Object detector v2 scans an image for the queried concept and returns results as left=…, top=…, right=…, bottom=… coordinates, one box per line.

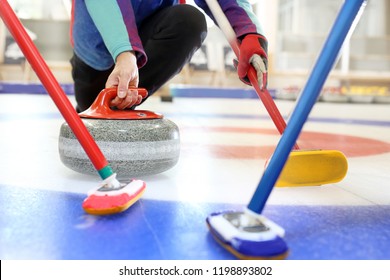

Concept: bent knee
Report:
left=172, top=4, right=208, bottom=43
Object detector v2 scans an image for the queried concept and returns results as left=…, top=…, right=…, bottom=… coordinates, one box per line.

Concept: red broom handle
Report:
left=204, top=0, right=299, bottom=149
left=0, top=0, right=110, bottom=173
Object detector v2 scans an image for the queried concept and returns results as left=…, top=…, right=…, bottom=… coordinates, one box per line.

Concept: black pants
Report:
left=70, top=4, right=207, bottom=112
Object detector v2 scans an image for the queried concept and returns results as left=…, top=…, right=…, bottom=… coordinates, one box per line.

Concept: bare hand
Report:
left=106, top=51, right=142, bottom=109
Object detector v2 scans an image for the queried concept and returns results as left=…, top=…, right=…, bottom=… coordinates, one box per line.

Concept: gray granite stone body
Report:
left=58, top=118, right=180, bottom=179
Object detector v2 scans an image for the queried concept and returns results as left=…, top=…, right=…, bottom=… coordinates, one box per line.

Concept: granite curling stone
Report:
left=58, top=87, right=180, bottom=179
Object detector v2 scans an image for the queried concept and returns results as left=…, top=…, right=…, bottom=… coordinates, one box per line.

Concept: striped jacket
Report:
left=71, top=0, right=264, bottom=70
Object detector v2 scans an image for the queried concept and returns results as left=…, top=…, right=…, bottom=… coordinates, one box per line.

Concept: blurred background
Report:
left=0, top=0, right=389, bottom=102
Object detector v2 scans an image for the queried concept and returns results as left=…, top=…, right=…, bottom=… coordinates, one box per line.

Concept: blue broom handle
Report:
left=248, top=0, right=367, bottom=214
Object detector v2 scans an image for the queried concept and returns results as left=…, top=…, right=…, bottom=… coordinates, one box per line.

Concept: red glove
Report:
left=236, top=34, right=268, bottom=88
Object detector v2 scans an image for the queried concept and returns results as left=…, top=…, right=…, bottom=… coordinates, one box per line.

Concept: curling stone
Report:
left=320, top=87, right=349, bottom=103
left=58, top=87, right=180, bottom=179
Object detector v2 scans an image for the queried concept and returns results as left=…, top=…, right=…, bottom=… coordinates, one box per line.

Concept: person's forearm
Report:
left=85, top=0, right=146, bottom=67
left=195, top=0, right=264, bottom=37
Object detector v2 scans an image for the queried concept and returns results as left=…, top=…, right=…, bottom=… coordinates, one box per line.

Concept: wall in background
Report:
left=0, top=0, right=389, bottom=101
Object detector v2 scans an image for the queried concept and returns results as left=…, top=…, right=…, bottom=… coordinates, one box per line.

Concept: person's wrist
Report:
left=116, top=51, right=136, bottom=63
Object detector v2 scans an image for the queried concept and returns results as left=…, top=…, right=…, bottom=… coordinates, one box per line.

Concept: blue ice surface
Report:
left=0, top=185, right=389, bottom=260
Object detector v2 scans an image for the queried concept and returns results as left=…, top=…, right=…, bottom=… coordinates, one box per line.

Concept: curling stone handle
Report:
left=78, top=87, right=162, bottom=120
left=95, top=87, right=148, bottom=112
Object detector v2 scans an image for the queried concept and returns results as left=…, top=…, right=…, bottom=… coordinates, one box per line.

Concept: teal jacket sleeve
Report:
left=194, top=0, right=264, bottom=38
left=84, top=0, right=147, bottom=68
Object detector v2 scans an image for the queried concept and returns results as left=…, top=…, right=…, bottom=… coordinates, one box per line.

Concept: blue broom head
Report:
left=207, top=211, right=288, bottom=258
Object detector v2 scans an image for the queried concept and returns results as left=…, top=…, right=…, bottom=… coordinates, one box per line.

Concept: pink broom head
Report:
left=82, top=179, right=146, bottom=215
